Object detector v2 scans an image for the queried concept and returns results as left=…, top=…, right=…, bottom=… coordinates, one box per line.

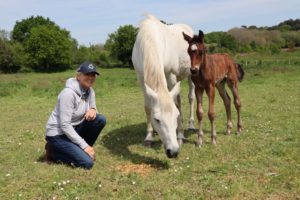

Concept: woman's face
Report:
left=77, top=73, right=97, bottom=90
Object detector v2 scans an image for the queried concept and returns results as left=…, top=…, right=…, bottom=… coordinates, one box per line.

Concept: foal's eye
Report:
left=154, top=118, right=160, bottom=124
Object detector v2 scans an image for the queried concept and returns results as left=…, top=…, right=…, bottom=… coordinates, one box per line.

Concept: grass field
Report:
left=0, top=52, right=300, bottom=199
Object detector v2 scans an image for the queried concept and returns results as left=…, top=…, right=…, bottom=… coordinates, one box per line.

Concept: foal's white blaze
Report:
left=191, top=44, right=198, bottom=51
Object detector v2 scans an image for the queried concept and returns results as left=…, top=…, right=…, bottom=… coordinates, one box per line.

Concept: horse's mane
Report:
left=137, top=14, right=173, bottom=111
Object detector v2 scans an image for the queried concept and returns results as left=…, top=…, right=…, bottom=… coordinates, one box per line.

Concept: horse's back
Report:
left=132, top=14, right=193, bottom=80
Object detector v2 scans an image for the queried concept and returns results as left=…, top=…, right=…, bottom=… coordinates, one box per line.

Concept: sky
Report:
left=0, top=0, right=299, bottom=46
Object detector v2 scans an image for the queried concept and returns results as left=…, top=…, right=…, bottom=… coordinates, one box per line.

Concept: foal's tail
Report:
left=236, top=63, right=245, bottom=82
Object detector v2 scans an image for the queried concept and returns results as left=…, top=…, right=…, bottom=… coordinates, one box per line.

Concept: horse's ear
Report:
left=144, top=83, right=158, bottom=101
left=182, top=32, right=192, bottom=43
left=198, top=30, right=204, bottom=42
left=169, top=82, right=181, bottom=101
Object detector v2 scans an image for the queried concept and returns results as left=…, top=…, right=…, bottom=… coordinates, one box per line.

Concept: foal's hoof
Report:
left=226, top=129, right=232, bottom=135
left=237, top=128, right=242, bottom=135
left=211, top=139, right=217, bottom=145
left=144, top=140, right=153, bottom=148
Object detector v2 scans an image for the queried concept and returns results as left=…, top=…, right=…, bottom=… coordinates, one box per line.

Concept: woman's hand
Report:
left=85, top=108, right=97, bottom=121
left=84, top=146, right=95, bottom=160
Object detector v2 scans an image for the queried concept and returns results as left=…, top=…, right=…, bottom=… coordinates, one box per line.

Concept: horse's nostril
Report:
left=190, top=69, right=198, bottom=75
left=166, top=149, right=179, bottom=158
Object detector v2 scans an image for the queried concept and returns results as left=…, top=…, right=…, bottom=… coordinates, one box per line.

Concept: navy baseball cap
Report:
left=77, top=61, right=100, bottom=75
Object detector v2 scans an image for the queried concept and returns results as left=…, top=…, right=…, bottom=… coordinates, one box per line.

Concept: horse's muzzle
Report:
left=166, top=149, right=179, bottom=158
left=190, top=68, right=199, bottom=76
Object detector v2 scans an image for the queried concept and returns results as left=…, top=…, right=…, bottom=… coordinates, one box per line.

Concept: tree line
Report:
left=0, top=16, right=299, bottom=73
left=0, top=16, right=137, bottom=73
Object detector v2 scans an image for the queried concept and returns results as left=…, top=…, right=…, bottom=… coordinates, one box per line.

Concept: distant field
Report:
left=0, top=52, right=299, bottom=199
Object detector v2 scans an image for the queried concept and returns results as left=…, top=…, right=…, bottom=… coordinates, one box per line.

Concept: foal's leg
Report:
left=228, top=81, right=242, bottom=135
left=216, top=82, right=233, bottom=134
left=206, top=84, right=217, bottom=145
left=195, top=86, right=205, bottom=147
left=188, top=76, right=196, bottom=130
left=144, top=105, right=154, bottom=147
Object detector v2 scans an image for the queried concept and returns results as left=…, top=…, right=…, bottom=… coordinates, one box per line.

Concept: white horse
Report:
left=131, top=14, right=195, bottom=158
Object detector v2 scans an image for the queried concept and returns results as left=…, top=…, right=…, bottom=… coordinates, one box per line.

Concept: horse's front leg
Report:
left=144, top=106, right=154, bottom=147
left=188, top=76, right=196, bottom=130
left=195, top=86, right=205, bottom=147
left=175, top=94, right=185, bottom=145
left=206, top=84, right=217, bottom=145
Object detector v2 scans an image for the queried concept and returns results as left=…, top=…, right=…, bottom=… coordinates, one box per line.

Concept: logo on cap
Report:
left=88, top=64, right=94, bottom=69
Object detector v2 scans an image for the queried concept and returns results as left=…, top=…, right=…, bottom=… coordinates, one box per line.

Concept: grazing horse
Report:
left=132, top=14, right=196, bottom=158
left=183, top=30, right=244, bottom=146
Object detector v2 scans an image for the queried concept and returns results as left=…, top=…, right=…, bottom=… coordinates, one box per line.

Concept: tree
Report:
left=12, top=16, right=56, bottom=43
left=24, top=25, right=73, bottom=72
left=104, top=25, right=138, bottom=66
left=0, top=38, right=22, bottom=73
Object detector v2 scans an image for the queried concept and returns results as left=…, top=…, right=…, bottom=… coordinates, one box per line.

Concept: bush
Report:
left=0, top=39, right=23, bottom=73
left=73, top=45, right=110, bottom=68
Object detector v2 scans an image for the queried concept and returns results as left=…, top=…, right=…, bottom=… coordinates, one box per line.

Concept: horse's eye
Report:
left=154, top=118, right=160, bottom=124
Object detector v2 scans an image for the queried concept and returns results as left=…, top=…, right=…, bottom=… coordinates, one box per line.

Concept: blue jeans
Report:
left=46, top=114, right=106, bottom=169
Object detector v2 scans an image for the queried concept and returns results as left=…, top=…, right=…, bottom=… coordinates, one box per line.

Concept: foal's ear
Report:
left=198, top=30, right=204, bottom=42
left=182, top=32, right=192, bottom=43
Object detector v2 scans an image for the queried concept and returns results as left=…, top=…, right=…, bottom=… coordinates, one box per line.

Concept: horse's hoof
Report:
left=177, top=139, right=184, bottom=146
left=195, top=139, right=203, bottom=147
left=144, top=140, right=153, bottom=148
left=188, top=125, right=196, bottom=131
left=188, top=121, right=196, bottom=130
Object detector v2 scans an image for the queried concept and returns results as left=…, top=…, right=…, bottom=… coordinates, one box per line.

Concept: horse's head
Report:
left=183, top=30, right=206, bottom=76
left=144, top=82, right=181, bottom=158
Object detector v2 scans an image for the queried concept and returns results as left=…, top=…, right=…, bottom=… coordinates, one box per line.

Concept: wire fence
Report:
left=236, top=58, right=300, bottom=67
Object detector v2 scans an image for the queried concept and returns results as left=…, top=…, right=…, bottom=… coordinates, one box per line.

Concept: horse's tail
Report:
left=236, top=63, right=244, bottom=82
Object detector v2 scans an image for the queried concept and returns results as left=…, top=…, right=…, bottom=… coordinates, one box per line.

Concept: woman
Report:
left=45, top=61, right=106, bottom=169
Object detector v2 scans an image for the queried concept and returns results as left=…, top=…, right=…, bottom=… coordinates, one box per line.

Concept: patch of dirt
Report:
left=115, top=163, right=154, bottom=176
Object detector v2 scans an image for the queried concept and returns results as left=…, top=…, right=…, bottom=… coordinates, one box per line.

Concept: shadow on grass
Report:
left=102, top=123, right=170, bottom=169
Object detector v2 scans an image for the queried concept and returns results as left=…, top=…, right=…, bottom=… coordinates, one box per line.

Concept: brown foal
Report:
left=183, top=30, right=244, bottom=146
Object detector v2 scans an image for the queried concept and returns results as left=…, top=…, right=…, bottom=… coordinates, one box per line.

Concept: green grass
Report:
left=0, top=52, right=300, bottom=199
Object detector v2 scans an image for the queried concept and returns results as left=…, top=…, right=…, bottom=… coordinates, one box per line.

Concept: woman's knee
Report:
left=95, top=114, right=106, bottom=127
left=78, top=157, right=94, bottom=169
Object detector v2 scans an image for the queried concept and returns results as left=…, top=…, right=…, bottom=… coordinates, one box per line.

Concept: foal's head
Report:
left=183, top=30, right=206, bottom=76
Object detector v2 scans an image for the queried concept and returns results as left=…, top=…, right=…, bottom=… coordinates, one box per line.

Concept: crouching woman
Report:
left=45, top=62, right=106, bottom=169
